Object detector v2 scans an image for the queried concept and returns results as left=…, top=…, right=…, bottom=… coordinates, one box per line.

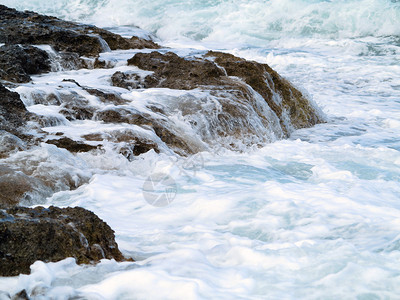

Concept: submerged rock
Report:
left=45, top=137, right=99, bottom=153
left=0, top=165, right=52, bottom=208
left=111, top=71, right=147, bottom=90
left=0, top=206, right=126, bottom=276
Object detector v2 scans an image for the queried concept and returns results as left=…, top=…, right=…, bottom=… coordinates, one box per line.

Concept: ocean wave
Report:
left=1, top=0, right=400, bottom=45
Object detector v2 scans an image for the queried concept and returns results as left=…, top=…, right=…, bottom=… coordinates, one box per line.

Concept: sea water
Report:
left=1, top=0, right=400, bottom=299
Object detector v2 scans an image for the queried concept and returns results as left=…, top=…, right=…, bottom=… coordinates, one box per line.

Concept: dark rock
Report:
left=84, top=87, right=128, bottom=105
left=95, top=108, right=194, bottom=155
left=62, top=78, right=82, bottom=87
left=118, top=137, right=160, bottom=159
left=0, top=83, right=31, bottom=135
left=11, top=290, right=29, bottom=300
left=59, top=100, right=95, bottom=121
left=0, top=45, right=50, bottom=83
left=127, top=51, right=225, bottom=90
left=0, top=206, right=126, bottom=276
left=82, top=130, right=160, bottom=159
left=129, top=36, right=160, bottom=50
left=111, top=71, right=146, bottom=90
left=0, top=5, right=160, bottom=58
left=95, top=108, right=152, bottom=126
left=45, top=137, right=98, bottom=153
left=93, top=58, right=107, bottom=69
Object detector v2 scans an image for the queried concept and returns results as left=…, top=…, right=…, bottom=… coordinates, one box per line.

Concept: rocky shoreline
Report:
left=0, top=3, right=323, bottom=293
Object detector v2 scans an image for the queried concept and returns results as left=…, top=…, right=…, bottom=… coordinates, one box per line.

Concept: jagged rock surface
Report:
left=0, top=45, right=51, bottom=83
left=0, top=5, right=159, bottom=57
left=0, top=83, right=31, bottom=135
left=0, top=5, right=160, bottom=83
left=127, top=51, right=323, bottom=136
left=0, top=206, right=126, bottom=276
left=206, top=51, right=321, bottom=130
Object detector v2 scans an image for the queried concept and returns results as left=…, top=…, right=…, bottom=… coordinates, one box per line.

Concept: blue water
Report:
left=1, top=1, right=400, bottom=299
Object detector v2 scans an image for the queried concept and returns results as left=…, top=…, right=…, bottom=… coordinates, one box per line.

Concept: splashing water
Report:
left=1, top=0, right=400, bottom=299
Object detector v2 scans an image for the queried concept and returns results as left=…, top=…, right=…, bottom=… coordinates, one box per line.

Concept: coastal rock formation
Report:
left=0, top=206, right=126, bottom=276
left=0, top=5, right=159, bottom=58
left=0, top=83, right=31, bottom=135
left=0, top=45, right=50, bottom=83
left=0, top=5, right=159, bottom=55
left=126, top=51, right=323, bottom=137
left=127, top=51, right=225, bottom=89
left=0, top=4, right=324, bottom=206
left=206, top=51, right=321, bottom=131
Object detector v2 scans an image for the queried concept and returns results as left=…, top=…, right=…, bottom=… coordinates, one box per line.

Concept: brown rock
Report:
left=0, top=5, right=160, bottom=58
left=0, top=206, right=127, bottom=276
left=45, top=137, right=99, bottom=153
left=127, top=51, right=225, bottom=90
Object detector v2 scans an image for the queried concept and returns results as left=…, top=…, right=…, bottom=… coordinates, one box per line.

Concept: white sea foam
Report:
left=2, top=0, right=400, bottom=45
left=1, top=0, right=400, bottom=299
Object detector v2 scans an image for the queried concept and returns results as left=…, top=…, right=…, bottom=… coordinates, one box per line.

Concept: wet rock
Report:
left=0, top=165, right=52, bottom=208
left=0, top=5, right=159, bottom=58
left=128, top=51, right=323, bottom=136
left=0, top=131, right=27, bottom=158
left=0, top=45, right=51, bottom=83
left=29, top=114, right=67, bottom=128
left=119, top=138, right=160, bottom=159
left=0, top=84, right=31, bottom=135
left=59, top=103, right=95, bottom=121
left=54, top=92, right=96, bottom=121
left=0, top=206, right=126, bottom=276
left=127, top=51, right=225, bottom=90
left=89, top=28, right=160, bottom=51
left=0, top=145, right=92, bottom=208
left=45, top=137, right=99, bottom=153
left=81, top=130, right=160, bottom=158
left=95, top=108, right=152, bottom=126
left=84, top=87, right=128, bottom=105
left=206, top=51, right=323, bottom=130
left=11, top=290, right=28, bottom=300
left=111, top=71, right=146, bottom=90
left=95, top=108, right=194, bottom=155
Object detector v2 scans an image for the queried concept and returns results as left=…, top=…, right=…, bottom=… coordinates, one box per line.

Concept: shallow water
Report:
left=1, top=0, right=400, bottom=299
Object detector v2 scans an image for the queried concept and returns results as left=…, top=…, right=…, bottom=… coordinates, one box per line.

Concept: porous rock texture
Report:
left=126, top=51, right=323, bottom=136
left=0, top=206, right=126, bottom=276
left=0, top=5, right=159, bottom=57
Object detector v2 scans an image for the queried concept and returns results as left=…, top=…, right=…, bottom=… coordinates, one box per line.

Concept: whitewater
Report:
left=1, top=0, right=400, bottom=299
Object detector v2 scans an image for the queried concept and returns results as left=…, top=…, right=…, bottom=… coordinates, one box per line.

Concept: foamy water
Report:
left=1, top=0, right=400, bottom=299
